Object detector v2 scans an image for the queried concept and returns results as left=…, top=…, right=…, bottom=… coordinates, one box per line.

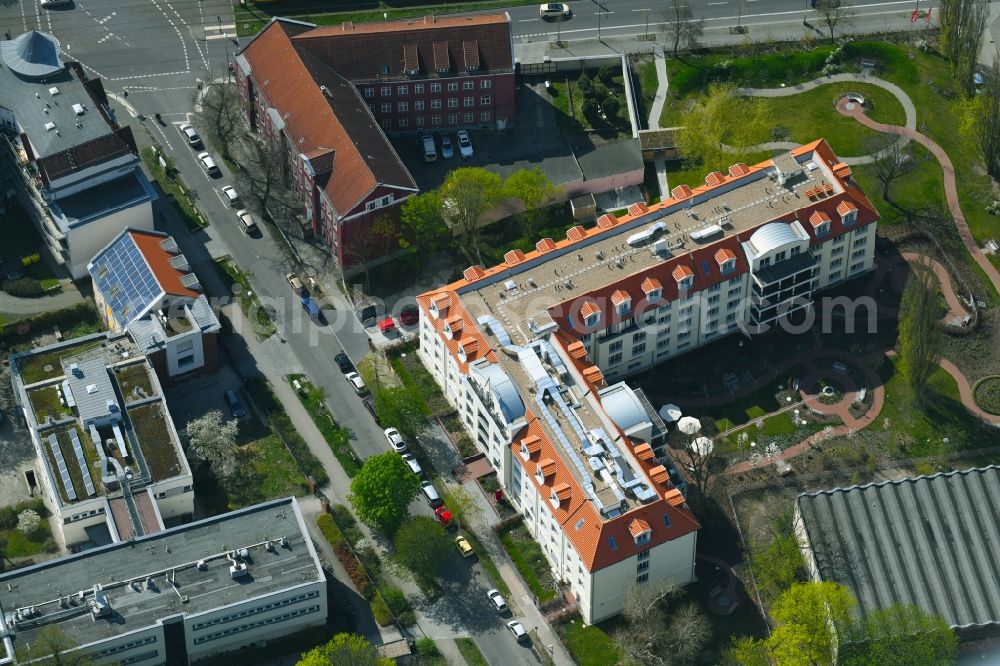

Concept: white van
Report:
left=421, top=135, right=437, bottom=162
left=421, top=480, right=443, bottom=507
left=235, top=209, right=258, bottom=235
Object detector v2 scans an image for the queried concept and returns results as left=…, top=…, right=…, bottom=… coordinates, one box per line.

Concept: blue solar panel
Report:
left=48, top=434, right=77, bottom=501
left=70, top=429, right=96, bottom=496
left=91, top=234, right=162, bottom=327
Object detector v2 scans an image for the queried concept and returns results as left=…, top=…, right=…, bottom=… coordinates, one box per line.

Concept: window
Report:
left=632, top=343, right=646, bottom=355
left=636, top=573, right=649, bottom=584
left=850, top=261, right=865, bottom=272
left=831, top=258, right=843, bottom=268
left=775, top=250, right=787, bottom=262
left=701, top=260, right=711, bottom=275
left=657, top=338, right=670, bottom=349
left=729, top=275, right=741, bottom=285
left=817, top=222, right=831, bottom=235
left=792, top=246, right=801, bottom=255
left=726, top=313, right=737, bottom=322
left=608, top=353, right=623, bottom=366
left=448, top=82, right=459, bottom=91
left=381, top=86, right=392, bottom=97
left=852, top=249, right=866, bottom=260
left=381, top=119, right=391, bottom=130
left=398, top=117, right=408, bottom=128
left=721, top=259, right=736, bottom=274
left=381, top=102, right=391, bottom=113
left=464, top=96, right=474, bottom=107
left=431, top=99, right=442, bottom=109
left=448, top=98, right=458, bottom=108
left=663, top=513, right=671, bottom=528
left=709, top=283, right=721, bottom=293
left=481, top=95, right=491, bottom=105
left=829, top=270, right=843, bottom=281
left=834, top=234, right=846, bottom=244
left=678, top=331, right=691, bottom=340
left=708, top=294, right=720, bottom=304
left=431, top=115, right=441, bottom=125
left=609, top=340, right=622, bottom=353
left=843, top=210, right=857, bottom=225
left=853, top=237, right=867, bottom=248
left=707, top=307, right=719, bottom=317
left=481, top=111, right=491, bottom=122
left=658, top=313, right=671, bottom=324
left=416, top=116, right=424, bottom=127
left=364, top=87, right=374, bottom=98
left=367, top=104, right=374, bottom=113
left=482, top=79, right=492, bottom=89
left=628, top=360, right=642, bottom=371
left=397, top=85, right=408, bottom=96
left=832, top=246, right=844, bottom=257
left=464, top=113, right=474, bottom=123
left=637, top=560, right=649, bottom=573
left=728, top=299, right=740, bottom=310
left=464, top=80, right=475, bottom=90
left=398, top=101, right=408, bottom=112
left=431, top=82, right=442, bottom=93
left=633, top=331, right=646, bottom=342
left=448, top=113, right=458, bottom=124
left=414, top=83, right=425, bottom=94
left=609, top=536, right=618, bottom=551
left=415, top=100, right=425, bottom=111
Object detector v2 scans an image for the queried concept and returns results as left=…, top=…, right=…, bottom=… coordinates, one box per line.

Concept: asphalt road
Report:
left=495, top=0, right=934, bottom=41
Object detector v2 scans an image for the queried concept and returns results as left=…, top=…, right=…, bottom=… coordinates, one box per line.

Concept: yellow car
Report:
left=456, top=536, right=474, bottom=558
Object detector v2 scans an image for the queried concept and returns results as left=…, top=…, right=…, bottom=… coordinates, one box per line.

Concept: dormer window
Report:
left=837, top=200, right=858, bottom=226
left=641, top=277, right=663, bottom=302
left=611, top=290, right=631, bottom=317
left=629, top=518, right=652, bottom=546
left=715, top=248, right=737, bottom=275
left=549, top=483, right=571, bottom=509
left=672, top=264, right=694, bottom=290
left=519, top=436, right=541, bottom=461
left=810, top=210, right=832, bottom=236
left=580, top=301, right=602, bottom=329
left=535, top=458, right=555, bottom=484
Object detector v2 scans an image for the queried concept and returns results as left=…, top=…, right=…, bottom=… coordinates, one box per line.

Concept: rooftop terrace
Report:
left=0, top=498, right=323, bottom=651
left=458, top=148, right=837, bottom=344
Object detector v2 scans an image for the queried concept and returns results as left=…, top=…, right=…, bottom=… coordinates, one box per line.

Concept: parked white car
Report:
left=457, top=130, right=474, bottom=159
left=197, top=152, right=220, bottom=176
left=401, top=453, right=421, bottom=474
left=487, top=589, right=508, bottom=614
left=221, top=185, right=240, bottom=207
left=384, top=427, right=407, bottom=453
left=179, top=124, right=202, bottom=148
left=507, top=620, right=528, bottom=642
left=345, top=372, right=367, bottom=395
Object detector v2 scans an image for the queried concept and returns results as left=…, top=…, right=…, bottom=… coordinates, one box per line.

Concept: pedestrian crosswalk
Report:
left=205, top=22, right=236, bottom=41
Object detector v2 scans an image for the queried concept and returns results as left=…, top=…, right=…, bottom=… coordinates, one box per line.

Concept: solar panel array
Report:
left=69, top=429, right=96, bottom=497
left=91, top=234, right=161, bottom=328
left=48, top=434, right=77, bottom=501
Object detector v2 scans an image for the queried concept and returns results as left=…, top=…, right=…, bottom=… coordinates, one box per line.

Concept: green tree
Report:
left=581, top=96, right=600, bottom=121
left=349, top=452, right=421, bottom=534
left=394, top=515, right=452, bottom=580
left=940, top=0, right=989, bottom=97
left=751, top=532, right=804, bottom=602
left=602, top=94, right=621, bottom=120
left=502, top=167, right=560, bottom=236
left=577, top=70, right=592, bottom=93
left=186, top=410, right=241, bottom=480
left=897, top=261, right=943, bottom=405
left=726, top=636, right=771, bottom=666
left=399, top=191, right=448, bottom=253
left=16, top=626, right=92, bottom=665
left=374, top=386, right=428, bottom=442
left=678, top=84, right=767, bottom=173
left=440, top=167, right=504, bottom=265
left=296, top=633, right=392, bottom=666
left=959, top=54, right=1000, bottom=178
left=840, top=604, right=957, bottom=666
left=769, top=582, right=856, bottom=666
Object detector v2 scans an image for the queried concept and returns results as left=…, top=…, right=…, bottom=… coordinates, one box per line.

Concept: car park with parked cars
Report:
left=235, top=209, right=258, bottom=235
left=224, top=389, right=246, bottom=418
left=421, top=480, right=443, bottom=507
left=456, top=535, right=474, bottom=557
left=221, top=185, right=241, bottom=207
left=507, top=620, right=528, bottom=642
left=286, top=273, right=305, bottom=294
left=335, top=352, right=353, bottom=374
left=441, top=134, right=454, bottom=159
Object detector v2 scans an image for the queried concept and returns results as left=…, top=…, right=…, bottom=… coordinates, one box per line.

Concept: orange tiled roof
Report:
left=463, top=265, right=486, bottom=281
left=537, top=458, right=556, bottom=480
left=627, top=202, right=649, bottom=217
left=566, top=225, right=587, bottom=241
left=553, top=482, right=572, bottom=501
left=672, top=264, right=694, bottom=282
left=580, top=301, right=601, bottom=318
left=129, top=231, right=199, bottom=298
left=566, top=341, right=587, bottom=359
left=633, top=443, right=655, bottom=461
left=536, top=238, right=557, bottom=253
left=728, top=162, right=751, bottom=177
left=837, top=200, right=858, bottom=215
left=809, top=210, right=832, bottom=227
left=581, top=366, right=604, bottom=386
left=458, top=337, right=478, bottom=356
left=832, top=162, right=852, bottom=179
left=705, top=171, right=726, bottom=187
left=665, top=488, right=686, bottom=507
left=610, top=289, right=630, bottom=306
left=628, top=518, right=651, bottom=538
left=521, top=435, right=542, bottom=457
left=671, top=184, right=693, bottom=199
left=640, top=277, right=662, bottom=294
left=504, top=249, right=527, bottom=266
left=714, top=248, right=736, bottom=265
left=444, top=314, right=463, bottom=334
left=596, top=214, right=618, bottom=229
left=649, top=465, right=669, bottom=484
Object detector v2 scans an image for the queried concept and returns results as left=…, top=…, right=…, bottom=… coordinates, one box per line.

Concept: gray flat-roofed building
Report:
left=795, top=466, right=1000, bottom=640
left=63, top=356, right=120, bottom=427
left=0, top=497, right=327, bottom=666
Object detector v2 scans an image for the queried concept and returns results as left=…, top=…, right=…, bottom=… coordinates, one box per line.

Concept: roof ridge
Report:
left=797, top=465, right=1000, bottom=498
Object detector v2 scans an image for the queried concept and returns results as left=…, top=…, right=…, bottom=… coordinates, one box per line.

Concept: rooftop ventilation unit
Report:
left=44, top=122, right=56, bottom=131
left=91, top=584, right=111, bottom=618
left=48, top=87, right=59, bottom=96
left=689, top=225, right=723, bottom=242
left=229, top=562, right=248, bottom=578
left=504, top=279, right=517, bottom=292
left=72, top=103, right=85, bottom=116
left=86, top=384, right=98, bottom=394
left=197, top=559, right=207, bottom=570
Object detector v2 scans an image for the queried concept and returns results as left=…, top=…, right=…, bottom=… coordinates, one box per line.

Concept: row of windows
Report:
left=365, top=80, right=493, bottom=97
left=380, top=112, right=491, bottom=130
left=95, top=635, right=156, bottom=657
left=378, top=96, right=492, bottom=112
left=123, top=650, right=160, bottom=665
left=192, top=591, right=321, bottom=630
left=65, top=507, right=104, bottom=524
left=193, top=605, right=322, bottom=645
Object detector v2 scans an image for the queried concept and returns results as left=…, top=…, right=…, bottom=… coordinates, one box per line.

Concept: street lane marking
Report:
left=631, top=8, right=651, bottom=11
left=519, top=18, right=541, bottom=21
left=708, top=1, right=727, bottom=4
left=206, top=33, right=238, bottom=40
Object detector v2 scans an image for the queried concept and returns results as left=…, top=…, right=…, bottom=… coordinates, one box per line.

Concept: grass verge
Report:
left=213, top=256, right=277, bottom=339
left=288, top=375, right=362, bottom=477
left=455, top=638, right=490, bottom=666
left=558, top=618, right=620, bottom=666
left=140, top=146, right=208, bottom=231
left=498, top=523, right=557, bottom=602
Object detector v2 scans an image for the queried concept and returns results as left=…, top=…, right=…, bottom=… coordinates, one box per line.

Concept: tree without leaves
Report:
left=235, top=134, right=296, bottom=229
left=185, top=410, right=240, bottom=480
left=613, top=580, right=711, bottom=666
left=812, top=0, right=851, bottom=43
left=16, top=626, right=93, bottom=666
left=296, top=633, right=393, bottom=666
left=192, top=81, right=245, bottom=160
left=840, top=603, right=957, bottom=666
left=501, top=167, right=561, bottom=237
left=440, top=167, right=504, bottom=266
left=897, top=260, right=943, bottom=405
left=394, top=515, right=452, bottom=580
left=865, top=134, right=909, bottom=200
left=681, top=437, right=723, bottom=515
left=349, top=452, right=421, bottom=534
left=940, top=0, right=989, bottom=97
left=343, top=215, right=395, bottom=293
left=663, top=0, right=704, bottom=56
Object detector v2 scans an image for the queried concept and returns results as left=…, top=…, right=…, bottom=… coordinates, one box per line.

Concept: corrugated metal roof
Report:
left=63, top=357, right=120, bottom=424
left=797, top=466, right=1000, bottom=632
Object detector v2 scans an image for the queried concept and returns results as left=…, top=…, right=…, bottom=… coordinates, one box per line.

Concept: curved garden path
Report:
left=731, top=73, right=917, bottom=165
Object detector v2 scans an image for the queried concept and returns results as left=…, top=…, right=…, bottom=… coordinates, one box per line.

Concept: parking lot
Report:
left=163, top=362, right=254, bottom=438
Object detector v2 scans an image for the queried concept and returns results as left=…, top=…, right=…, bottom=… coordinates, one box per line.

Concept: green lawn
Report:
left=498, top=523, right=557, bottom=602
left=14, top=339, right=103, bottom=384
left=140, top=147, right=208, bottom=231
left=873, top=356, right=997, bottom=458
left=252, top=434, right=311, bottom=499
left=288, top=375, right=361, bottom=477
left=214, top=256, right=277, bottom=339
left=128, top=402, right=183, bottom=481
left=455, top=638, right=490, bottom=666
left=744, top=82, right=906, bottom=157
left=28, top=386, right=71, bottom=423
left=559, top=619, right=621, bottom=666
left=116, top=363, right=156, bottom=401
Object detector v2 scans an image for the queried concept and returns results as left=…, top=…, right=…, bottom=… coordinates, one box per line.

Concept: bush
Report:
left=317, top=513, right=345, bottom=547
left=17, top=510, right=41, bottom=538
left=3, top=277, right=45, bottom=298
left=602, top=95, right=620, bottom=119
left=577, top=71, right=592, bottom=93
left=596, top=65, right=616, bottom=84
left=381, top=587, right=415, bottom=626
left=416, top=637, right=440, bottom=657
left=371, top=590, right=393, bottom=626
left=0, top=506, right=18, bottom=530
